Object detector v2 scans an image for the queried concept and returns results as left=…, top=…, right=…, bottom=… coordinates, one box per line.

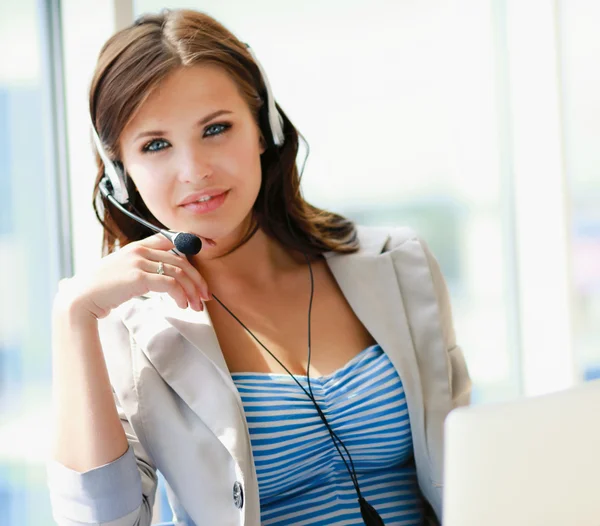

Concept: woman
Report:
left=47, top=8, right=471, bottom=526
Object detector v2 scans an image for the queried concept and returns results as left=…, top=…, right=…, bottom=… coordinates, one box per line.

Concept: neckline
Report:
left=230, top=343, right=381, bottom=381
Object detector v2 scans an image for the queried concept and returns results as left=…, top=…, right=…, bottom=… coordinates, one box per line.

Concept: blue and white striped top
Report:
left=231, top=344, right=425, bottom=525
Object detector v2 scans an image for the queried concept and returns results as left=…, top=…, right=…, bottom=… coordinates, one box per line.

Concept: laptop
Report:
left=443, top=379, right=600, bottom=526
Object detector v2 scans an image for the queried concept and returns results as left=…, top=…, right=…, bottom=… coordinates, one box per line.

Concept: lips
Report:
left=178, top=189, right=229, bottom=206
left=180, top=190, right=229, bottom=215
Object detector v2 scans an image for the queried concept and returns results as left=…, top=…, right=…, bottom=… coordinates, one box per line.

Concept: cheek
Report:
left=224, top=139, right=263, bottom=191
left=128, top=168, right=173, bottom=218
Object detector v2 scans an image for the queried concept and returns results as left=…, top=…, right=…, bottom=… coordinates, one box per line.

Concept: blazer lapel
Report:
left=325, top=228, right=426, bottom=460
left=117, top=292, right=251, bottom=469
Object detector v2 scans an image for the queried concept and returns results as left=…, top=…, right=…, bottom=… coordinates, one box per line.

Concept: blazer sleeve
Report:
left=421, top=235, right=472, bottom=526
left=46, top=311, right=158, bottom=526
left=388, top=228, right=472, bottom=525
left=421, top=237, right=471, bottom=409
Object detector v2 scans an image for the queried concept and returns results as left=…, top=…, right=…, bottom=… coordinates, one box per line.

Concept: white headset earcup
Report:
left=105, top=162, right=129, bottom=204
left=90, top=119, right=130, bottom=204
left=245, top=45, right=285, bottom=147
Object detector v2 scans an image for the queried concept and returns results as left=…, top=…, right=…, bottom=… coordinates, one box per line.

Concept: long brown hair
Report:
left=90, top=8, right=358, bottom=257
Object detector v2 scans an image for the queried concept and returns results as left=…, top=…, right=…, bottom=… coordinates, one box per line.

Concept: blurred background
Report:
left=0, top=0, right=598, bottom=523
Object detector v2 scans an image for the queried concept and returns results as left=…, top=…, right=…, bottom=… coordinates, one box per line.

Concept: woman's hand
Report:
left=55, top=233, right=211, bottom=320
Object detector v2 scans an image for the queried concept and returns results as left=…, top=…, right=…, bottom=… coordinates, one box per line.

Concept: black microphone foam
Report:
left=174, top=232, right=202, bottom=255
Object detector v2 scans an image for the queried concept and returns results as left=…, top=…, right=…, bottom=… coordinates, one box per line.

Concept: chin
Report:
left=191, top=216, right=254, bottom=243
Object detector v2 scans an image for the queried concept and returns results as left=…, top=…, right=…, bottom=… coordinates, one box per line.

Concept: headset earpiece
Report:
left=245, top=44, right=285, bottom=147
left=90, top=120, right=130, bottom=204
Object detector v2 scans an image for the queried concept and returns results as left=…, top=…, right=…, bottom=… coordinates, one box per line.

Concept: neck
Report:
left=190, top=225, right=306, bottom=290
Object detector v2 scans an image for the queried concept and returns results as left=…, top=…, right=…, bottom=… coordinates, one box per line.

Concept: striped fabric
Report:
left=231, top=344, right=425, bottom=525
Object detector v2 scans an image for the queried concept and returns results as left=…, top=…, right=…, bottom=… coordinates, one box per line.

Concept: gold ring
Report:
left=157, top=261, right=165, bottom=275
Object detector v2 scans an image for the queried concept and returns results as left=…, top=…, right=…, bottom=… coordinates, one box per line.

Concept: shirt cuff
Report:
left=46, top=444, right=143, bottom=524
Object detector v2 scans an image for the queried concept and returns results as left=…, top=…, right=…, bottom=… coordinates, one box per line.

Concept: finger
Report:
left=135, top=232, right=178, bottom=250
left=141, top=272, right=191, bottom=310
left=127, top=239, right=209, bottom=299
left=142, top=247, right=210, bottom=301
left=141, top=259, right=204, bottom=311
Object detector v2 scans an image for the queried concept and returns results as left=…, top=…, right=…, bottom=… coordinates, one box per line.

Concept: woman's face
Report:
left=119, top=63, right=265, bottom=249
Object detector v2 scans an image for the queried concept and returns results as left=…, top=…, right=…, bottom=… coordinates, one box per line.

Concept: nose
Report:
left=176, top=143, right=213, bottom=183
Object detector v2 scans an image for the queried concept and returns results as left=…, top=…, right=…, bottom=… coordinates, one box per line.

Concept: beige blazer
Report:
left=47, top=225, right=471, bottom=526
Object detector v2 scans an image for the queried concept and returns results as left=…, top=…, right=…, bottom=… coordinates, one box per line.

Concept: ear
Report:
left=259, top=135, right=267, bottom=155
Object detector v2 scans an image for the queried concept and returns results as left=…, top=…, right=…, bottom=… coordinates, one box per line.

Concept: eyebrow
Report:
left=133, top=109, right=234, bottom=141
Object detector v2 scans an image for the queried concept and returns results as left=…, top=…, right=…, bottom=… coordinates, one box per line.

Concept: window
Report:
left=0, top=0, right=69, bottom=524
left=559, top=0, right=600, bottom=381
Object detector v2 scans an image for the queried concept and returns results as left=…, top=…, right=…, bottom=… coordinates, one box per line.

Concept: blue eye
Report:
left=141, top=123, right=231, bottom=154
left=142, top=139, right=170, bottom=153
left=204, top=123, right=231, bottom=137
